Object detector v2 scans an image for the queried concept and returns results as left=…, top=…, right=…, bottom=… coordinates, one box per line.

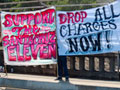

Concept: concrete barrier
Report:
left=0, top=73, right=120, bottom=90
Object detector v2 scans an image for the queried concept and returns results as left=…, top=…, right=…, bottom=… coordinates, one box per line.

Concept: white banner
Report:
left=1, top=7, right=57, bottom=65
left=56, top=1, right=120, bottom=56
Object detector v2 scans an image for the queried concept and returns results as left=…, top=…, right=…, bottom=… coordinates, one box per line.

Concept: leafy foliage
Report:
left=46, top=0, right=98, bottom=11
left=0, top=0, right=115, bottom=11
left=0, top=0, right=39, bottom=12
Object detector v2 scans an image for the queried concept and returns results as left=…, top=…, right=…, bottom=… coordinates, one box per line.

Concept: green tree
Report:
left=0, top=0, right=115, bottom=11
left=0, top=0, right=39, bottom=12
left=46, top=0, right=98, bottom=11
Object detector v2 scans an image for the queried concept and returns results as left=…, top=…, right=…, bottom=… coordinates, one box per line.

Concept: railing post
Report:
left=79, top=56, right=85, bottom=71
left=110, top=57, right=115, bottom=72
left=89, top=56, right=94, bottom=71
left=70, top=56, right=75, bottom=70
left=99, top=57, right=104, bottom=72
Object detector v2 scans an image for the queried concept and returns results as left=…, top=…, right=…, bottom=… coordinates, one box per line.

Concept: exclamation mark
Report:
left=105, top=30, right=112, bottom=49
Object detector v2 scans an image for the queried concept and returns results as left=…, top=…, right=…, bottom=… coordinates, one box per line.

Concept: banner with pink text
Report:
left=56, top=1, right=120, bottom=56
left=1, top=6, right=57, bottom=66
